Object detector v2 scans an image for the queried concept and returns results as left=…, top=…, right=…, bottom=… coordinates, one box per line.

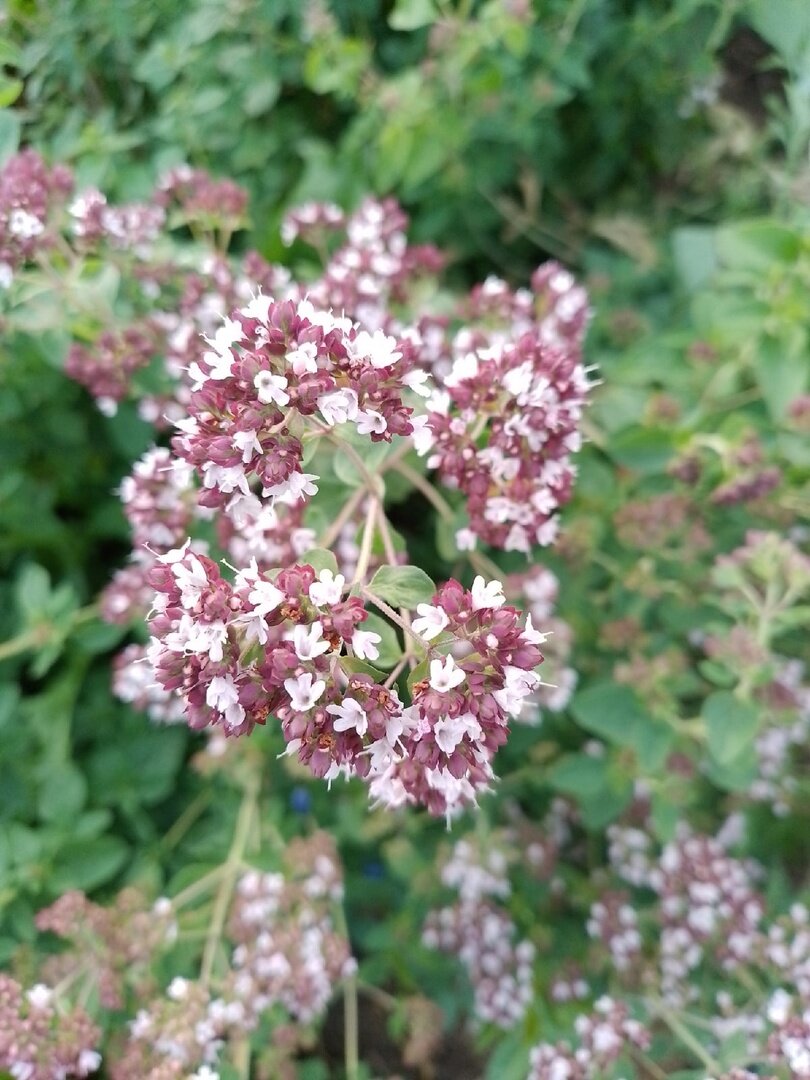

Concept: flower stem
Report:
left=344, top=970, right=360, bottom=1080
left=352, top=496, right=379, bottom=587
left=200, top=774, right=259, bottom=986
left=319, top=488, right=365, bottom=550
left=650, top=1001, right=722, bottom=1073
left=0, top=603, right=99, bottom=663
left=362, top=587, right=427, bottom=653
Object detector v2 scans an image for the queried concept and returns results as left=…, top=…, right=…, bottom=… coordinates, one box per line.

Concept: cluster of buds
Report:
left=112, top=643, right=187, bottom=724
left=145, top=544, right=546, bottom=815
left=526, top=997, right=650, bottom=1079
left=64, top=325, right=157, bottom=415
left=649, top=833, right=764, bottom=1003
left=155, top=165, right=248, bottom=230
left=171, top=293, right=424, bottom=513
left=506, top=565, right=577, bottom=720
left=0, top=150, right=73, bottom=284
left=296, top=196, right=445, bottom=328
left=422, top=837, right=534, bottom=1028
left=367, top=576, right=547, bottom=817
left=69, top=188, right=166, bottom=251
left=227, top=834, right=354, bottom=1026
left=415, top=318, right=591, bottom=552
left=0, top=975, right=101, bottom=1079
left=35, top=889, right=176, bottom=1010
left=113, top=977, right=240, bottom=1079
left=586, top=891, right=642, bottom=975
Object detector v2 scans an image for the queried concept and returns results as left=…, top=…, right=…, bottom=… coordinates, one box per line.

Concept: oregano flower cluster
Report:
left=146, top=540, right=546, bottom=818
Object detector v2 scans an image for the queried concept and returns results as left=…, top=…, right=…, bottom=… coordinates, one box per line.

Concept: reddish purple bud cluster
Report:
left=64, top=325, right=157, bottom=414
left=156, top=165, right=248, bottom=226
left=0, top=150, right=73, bottom=281
left=69, top=187, right=165, bottom=251
left=227, top=835, right=354, bottom=1026
left=416, top=312, right=591, bottom=552
left=423, top=837, right=533, bottom=1028
left=527, top=997, right=650, bottom=1079
left=172, top=294, right=421, bottom=510
left=369, top=576, right=546, bottom=818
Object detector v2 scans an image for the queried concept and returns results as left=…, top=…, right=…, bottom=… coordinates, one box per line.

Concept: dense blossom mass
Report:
left=146, top=543, right=546, bottom=818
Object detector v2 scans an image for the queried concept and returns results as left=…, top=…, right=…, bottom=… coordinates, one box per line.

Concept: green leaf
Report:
left=715, top=219, right=800, bottom=271
left=751, top=334, right=809, bottom=422
left=672, top=225, right=716, bottom=292
left=547, top=753, right=633, bottom=827
left=300, top=548, right=339, bottom=575
left=609, top=426, right=674, bottom=474
left=368, top=565, right=435, bottom=609
left=389, top=0, right=438, bottom=31
left=38, top=764, right=87, bottom=822
left=341, top=656, right=389, bottom=682
left=49, top=836, right=128, bottom=892
left=571, top=682, right=673, bottom=771
left=0, top=79, right=23, bottom=109
left=703, top=691, right=760, bottom=765
left=332, top=438, right=391, bottom=488
left=0, top=110, right=20, bottom=168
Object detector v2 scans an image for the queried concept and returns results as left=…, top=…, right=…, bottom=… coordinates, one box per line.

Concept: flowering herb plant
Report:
left=1, top=96, right=810, bottom=1078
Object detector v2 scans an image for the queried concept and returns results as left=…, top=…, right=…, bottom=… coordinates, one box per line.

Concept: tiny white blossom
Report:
left=248, top=577, right=285, bottom=617
left=402, top=369, right=431, bottom=396
left=412, top=603, right=449, bottom=641
left=26, top=985, right=53, bottom=1010
left=326, top=698, right=368, bottom=737
left=352, top=628, right=381, bottom=660
left=434, top=712, right=482, bottom=754
left=167, top=976, right=189, bottom=1001
left=429, top=655, right=466, bottom=693
left=318, top=387, right=359, bottom=426
left=309, top=569, right=345, bottom=607
left=292, top=621, right=331, bottom=660
left=353, top=329, right=401, bottom=369
left=522, top=614, right=550, bottom=645
left=286, top=341, right=319, bottom=375
left=471, top=575, right=505, bottom=611
left=254, top=370, right=290, bottom=406
left=284, top=672, right=326, bottom=712
left=78, top=1049, right=102, bottom=1074
left=355, top=409, right=387, bottom=436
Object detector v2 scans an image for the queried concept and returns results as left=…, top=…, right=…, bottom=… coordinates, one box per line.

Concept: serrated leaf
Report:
left=368, top=565, right=435, bottom=609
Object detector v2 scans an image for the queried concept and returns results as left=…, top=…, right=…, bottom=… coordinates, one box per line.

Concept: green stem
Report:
left=651, top=1001, right=722, bottom=1073
left=352, top=497, right=379, bottom=587
left=171, top=866, right=227, bottom=910
left=157, top=790, right=212, bottom=855
left=391, top=462, right=503, bottom=582
left=392, top=460, right=454, bottom=521
left=200, top=775, right=259, bottom=986
left=344, top=970, right=360, bottom=1080
left=319, top=488, right=365, bottom=550
left=0, top=604, right=99, bottom=663
left=375, top=502, right=416, bottom=664
left=362, top=587, right=427, bottom=653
